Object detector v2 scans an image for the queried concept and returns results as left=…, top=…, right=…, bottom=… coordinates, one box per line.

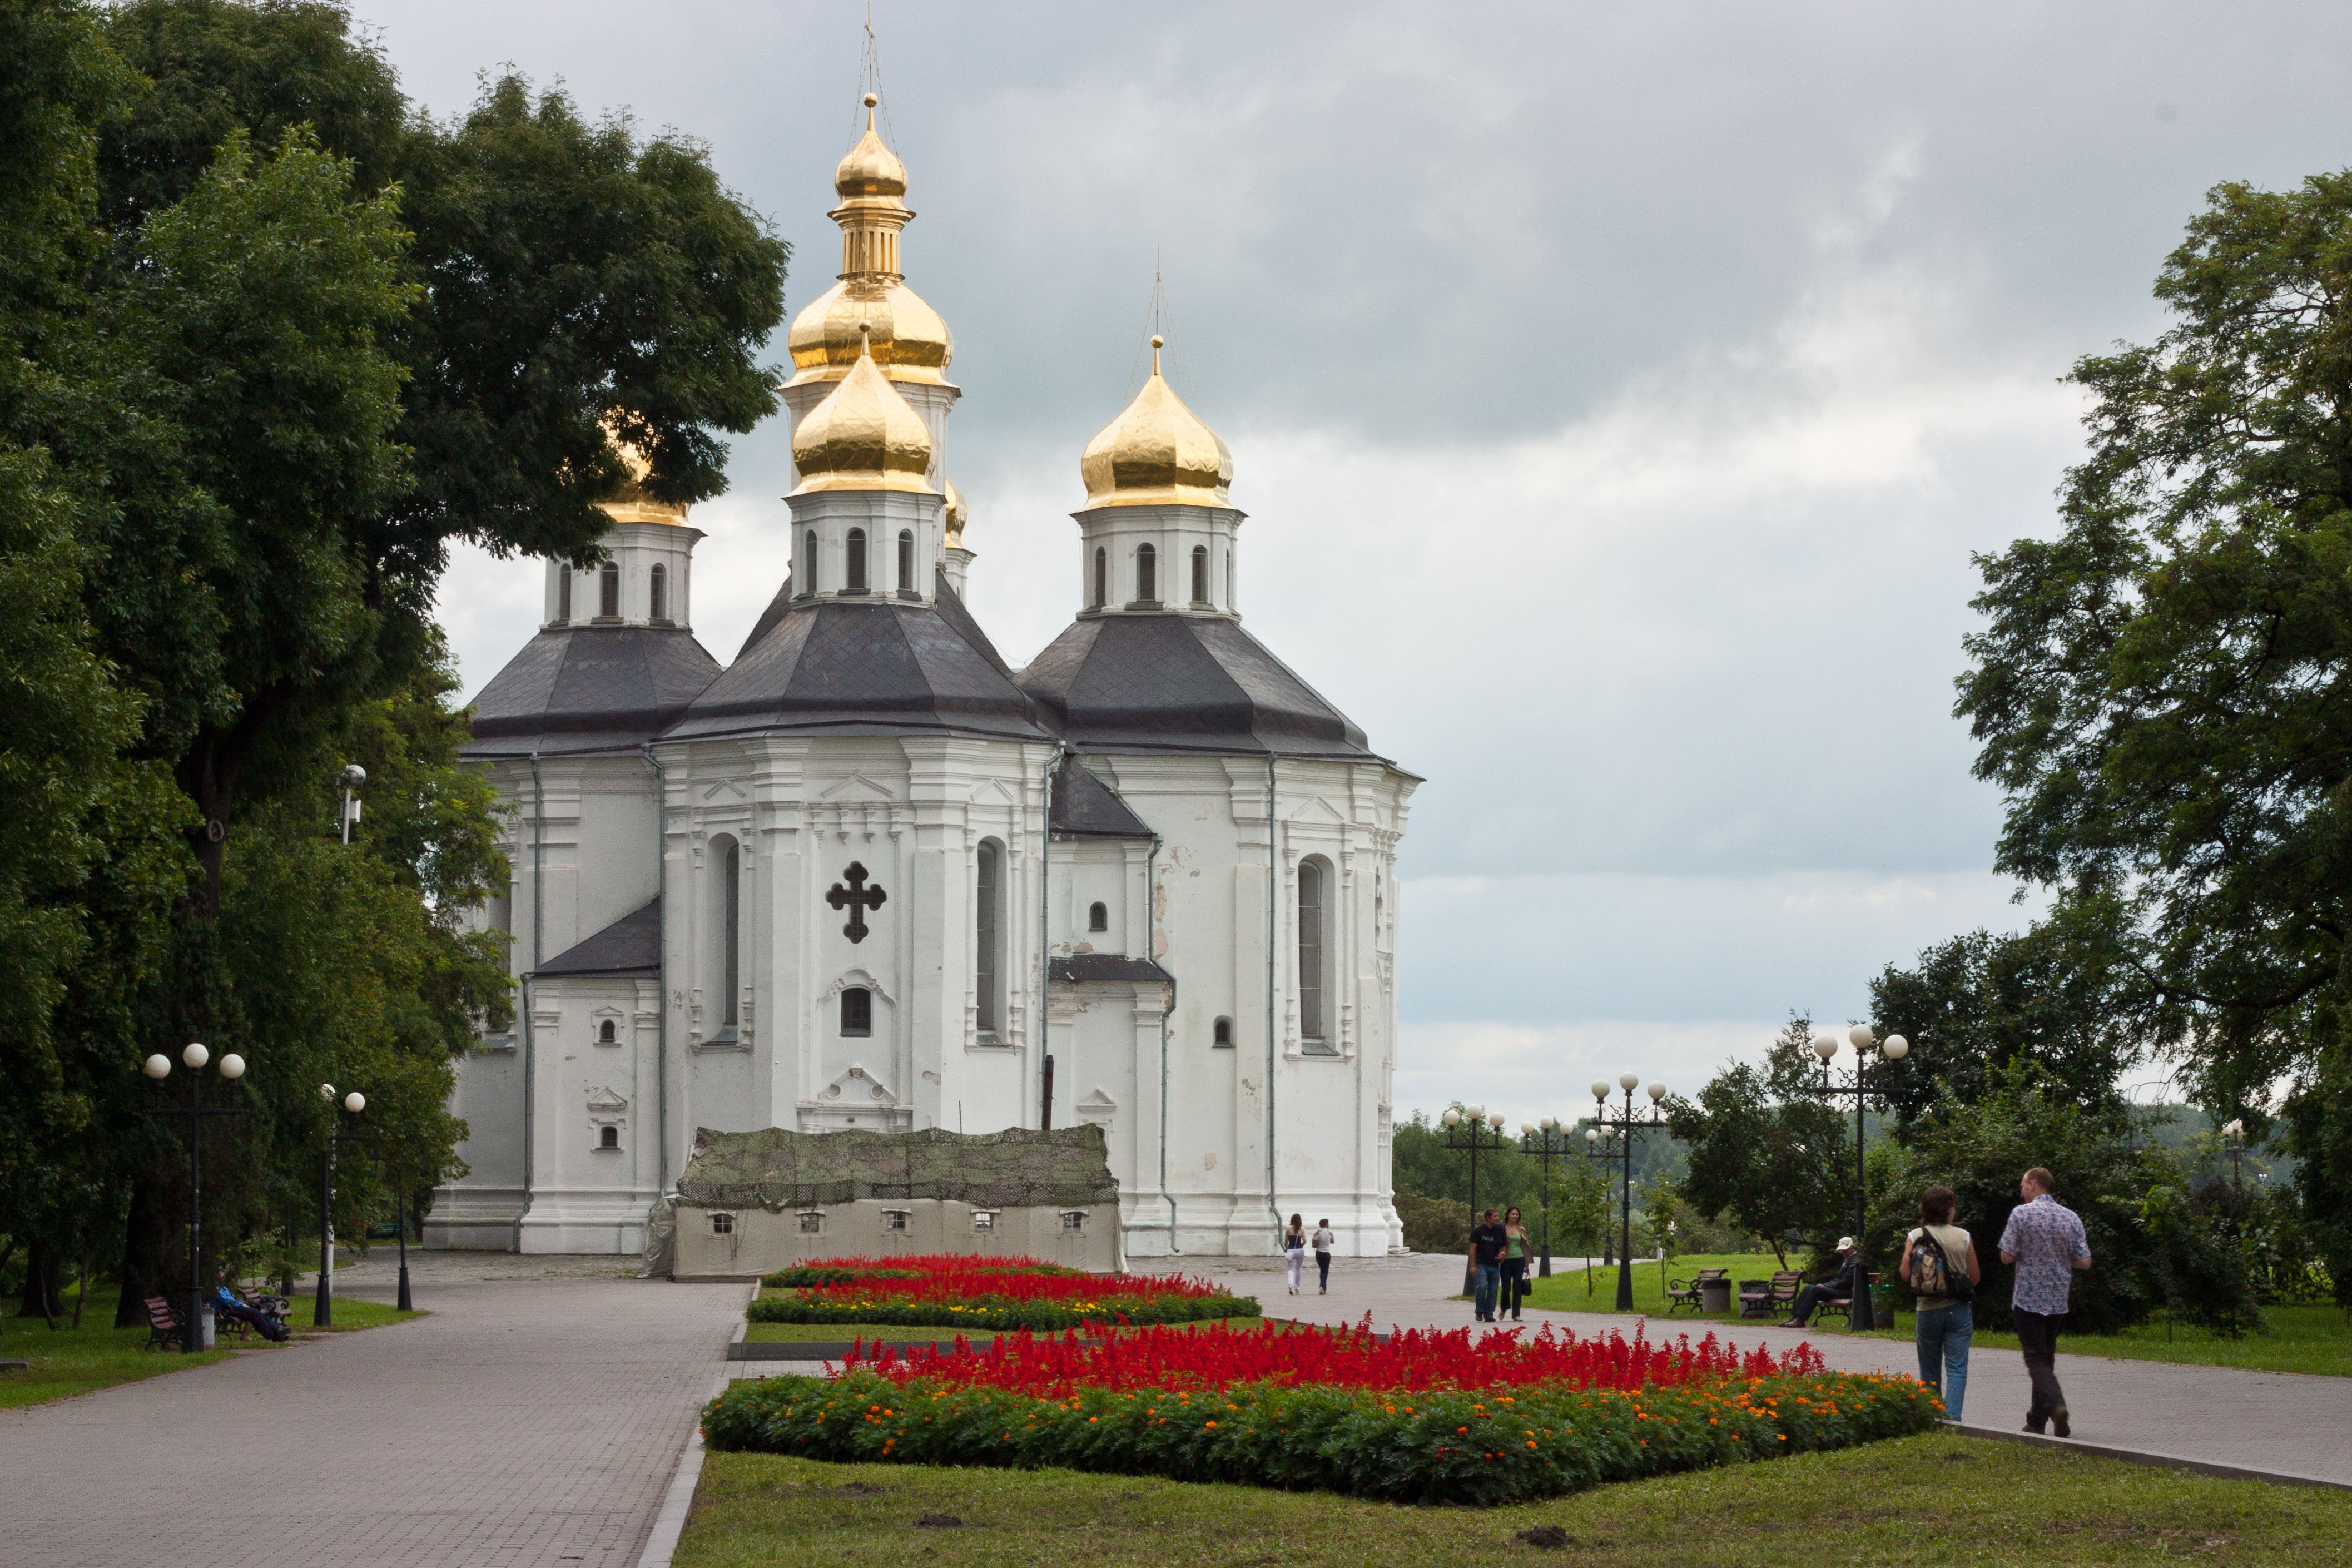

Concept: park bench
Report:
left=1664, top=1267, right=1729, bottom=1315
left=142, top=1296, right=181, bottom=1351
left=1812, top=1272, right=1883, bottom=1328
left=1768, top=1269, right=1803, bottom=1310
left=1736, top=1279, right=1774, bottom=1319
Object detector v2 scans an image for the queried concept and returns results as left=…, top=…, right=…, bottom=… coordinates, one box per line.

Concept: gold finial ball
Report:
left=863, top=92, right=879, bottom=108
left=1150, top=334, right=1164, bottom=348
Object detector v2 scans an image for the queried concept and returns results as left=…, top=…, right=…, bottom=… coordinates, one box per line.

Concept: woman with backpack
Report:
left=1902, top=1184, right=1982, bottom=1422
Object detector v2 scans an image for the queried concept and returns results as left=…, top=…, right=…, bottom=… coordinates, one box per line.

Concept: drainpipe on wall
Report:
left=642, top=746, right=668, bottom=1197
left=1036, top=742, right=1066, bottom=1129
left=1265, top=752, right=1282, bottom=1249
left=517, top=752, right=545, bottom=1254
left=1148, top=832, right=1177, bottom=1252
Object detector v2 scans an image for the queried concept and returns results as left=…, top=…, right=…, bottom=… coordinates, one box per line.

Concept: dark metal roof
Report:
left=537, top=899, right=660, bottom=977
left=665, top=572, right=1053, bottom=745
left=1051, top=758, right=1155, bottom=840
left=465, top=626, right=721, bottom=757
left=1017, top=614, right=1376, bottom=759
left=1049, top=954, right=1175, bottom=986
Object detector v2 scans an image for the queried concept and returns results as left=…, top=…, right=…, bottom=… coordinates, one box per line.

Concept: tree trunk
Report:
left=18, top=1242, right=63, bottom=1321
left=113, top=1178, right=167, bottom=1327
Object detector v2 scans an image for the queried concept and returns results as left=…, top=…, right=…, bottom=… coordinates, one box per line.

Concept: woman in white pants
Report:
left=1283, top=1213, right=1307, bottom=1294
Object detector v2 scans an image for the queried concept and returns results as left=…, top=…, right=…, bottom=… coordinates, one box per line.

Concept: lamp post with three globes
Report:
left=1519, top=1117, right=1571, bottom=1277
left=1439, top=1105, right=1507, bottom=1295
left=314, top=1085, right=368, bottom=1327
left=1808, top=1024, right=1909, bottom=1331
left=141, top=1042, right=248, bottom=1354
left=1589, top=1073, right=1669, bottom=1313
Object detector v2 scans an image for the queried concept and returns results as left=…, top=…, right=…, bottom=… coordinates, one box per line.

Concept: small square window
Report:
left=710, top=1212, right=735, bottom=1235
left=1060, top=1210, right=1085, bottom=1233
left=598, top=1125, right=619, bottom=1149
left=883, top=1209, right=911, bottom=1232
left=797, top=1210, right=823, bottom=1233
left=971, top=1210, right=996, bottom=1232
left=1088, top=901, right=1108, bottom=932
left=1213, top=1017, right=1233, bottom=1047
left=840, top=986, right=871, bottom=1037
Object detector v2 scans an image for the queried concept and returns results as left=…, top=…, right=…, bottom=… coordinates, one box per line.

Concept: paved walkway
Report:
left=1199, top=1253, right=2352, bottom=1485
left=0, top=1268, right=747, bottom=1568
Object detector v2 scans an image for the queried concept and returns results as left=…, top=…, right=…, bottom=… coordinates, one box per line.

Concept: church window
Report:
left=1192, top=544, right=1209, bottom=605
left=718, top=836, right=741, bottom=1030
left=599, top=1125, right=619, bottom=1149
left=1298, top=856, right=1330, bottom=1045
left=557, top=564, right=573, bottom=622
left=599, top=560, right=619, bottom=618
left=1093, top=547, right=1107, bottom=608
left=840, top=986, right=872, bottom=1037
left=598, top=1019, right=616, bottom=1044
left=1135, top=543, right=1156, bottom=603
left=649, top=563, right=667, bottom=621
left=975, top=838, right=1003, bottom=1036
left=710, top=1212, right=735, bottom=1235
left=1088, top=901, right=1108, bottom=932
left=1213, top=1016, right=1233, bottom=1048
left=846, top=527, right=868, bottom=592
left=898, top=530, right=915, bottom=593
left=803, top=529, right=818, bottom=593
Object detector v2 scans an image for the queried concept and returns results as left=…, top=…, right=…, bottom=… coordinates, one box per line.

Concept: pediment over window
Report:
left=820, top=1063, right=897, bottom=1106
left=1076, top=1088, right=1118, bottom=1118
left=820, top=773, right=896, bottom=801
left=585, top=1085, right=629, bottom=1113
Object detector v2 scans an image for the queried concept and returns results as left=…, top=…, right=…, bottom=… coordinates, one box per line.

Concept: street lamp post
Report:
left=2221, top=1118, right=2246, bottom=1189
left=1589, top=1073, right=1668, bottom=1313
left=1581, top=1123, right=1619, bottom=1267
left=1440, top=1105, right=1507, bottom=1296
left=1808, top=1025, right=1910, bottom=1332
left=337, top=764, right=366, bottom=845
left=1519, top=1118, right=1570, bottom=1277
left=314, top=1086, right=368, bottom=1327
left=389, top=1148, right=414, bottom=1313
left=141, top=1043, right=249, bottom=1354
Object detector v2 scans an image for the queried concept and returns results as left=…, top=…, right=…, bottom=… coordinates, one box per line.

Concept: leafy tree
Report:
left=1551, top=1154, right=1612, bottom=1295
left=1957, top=169, right=2352, bottom=1305
left=1666, top=1016, right=1851, bottom=1269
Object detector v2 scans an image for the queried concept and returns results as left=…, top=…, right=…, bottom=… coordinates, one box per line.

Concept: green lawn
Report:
left=0, top=1296, right=421, bottom=1410
left=676, top=1430, right=2352, bottom=1567
left=1525, top=1252, right=2352, bottom=1377
left=743, top=1316, right=1282, bottom=1344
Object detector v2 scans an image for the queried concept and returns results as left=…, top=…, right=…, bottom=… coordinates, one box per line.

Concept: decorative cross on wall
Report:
left=826, top=861, right=887, bottom=944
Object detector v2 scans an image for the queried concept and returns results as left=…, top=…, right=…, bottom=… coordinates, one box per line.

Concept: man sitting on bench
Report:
left=1780, top=1237, right=1862, bottom=1327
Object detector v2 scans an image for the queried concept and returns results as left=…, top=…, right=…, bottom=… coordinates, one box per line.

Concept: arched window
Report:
left=649, top=563, right=667, bottom=622
left=718, top=836, right=742, bottom=1031
left=840, top=986, right=872, bottom=1037
left=1213, top=1017, right=1233, bottom=1048
left=975, top=839, right=1003, bottom=1036
left=898, top=530, right=914, bottom=593
left=599, top=560, right=619, bottom=618
left=1192, top=545, right=1209, bottom=605
left=599, top=1125, right=619, bottom=1149
left=598, top=1019, right=616, bottom=1044
left=1298, top=856, right=1329, bottom=1046
left=846, top=528, right=868, bottom=592
left=1088, top=901, right=1108, bottom=932
left=558, top=564, right=573, bottom=622
left=802, top=529, right=818, bottom=594
left=1135, top=543, right=1156, bottom=603
left=1093, top=547, right=1106, bottom=608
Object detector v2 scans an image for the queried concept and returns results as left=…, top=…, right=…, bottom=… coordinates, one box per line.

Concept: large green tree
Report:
left=1665, top=1018, right=1852, bottom=1269
left=1957, top=170, right=2352, bottom=1299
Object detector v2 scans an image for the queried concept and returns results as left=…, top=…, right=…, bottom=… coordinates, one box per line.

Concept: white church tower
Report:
left=430, top=91, right=1417, bottom=1261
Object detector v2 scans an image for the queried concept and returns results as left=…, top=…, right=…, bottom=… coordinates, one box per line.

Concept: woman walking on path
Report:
left=1283, top=1214, right=1308, bottom=1296
left=1500, top=1207, right=1532, bottom=1321
left=1902, top=1184, right=1981, bottom=1422
left=1312, top=1219, right=1337, bottom=1294
left=1999, top=1167, right=2092, bottom=1437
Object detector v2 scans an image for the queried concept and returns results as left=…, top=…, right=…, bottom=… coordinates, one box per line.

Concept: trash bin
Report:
left=199, top=1302, right=216, bottom=1350
left=1698, top=1277, right=1733, bottom=1313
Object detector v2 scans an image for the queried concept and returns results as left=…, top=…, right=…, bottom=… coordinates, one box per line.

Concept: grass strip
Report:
left=701, top=1367, right=1938, bottom=1505
left=0, top=1299, right=421, bottom=1410
left=676, top=1430, right=2352, bottom=1567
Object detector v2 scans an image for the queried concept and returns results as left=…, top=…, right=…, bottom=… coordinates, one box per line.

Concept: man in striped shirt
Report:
left=1998, top=1167, right=2092, bottom=1437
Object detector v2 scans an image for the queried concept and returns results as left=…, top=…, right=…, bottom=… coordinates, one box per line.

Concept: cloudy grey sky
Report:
left=374, top=1, right=2352, bottom=1122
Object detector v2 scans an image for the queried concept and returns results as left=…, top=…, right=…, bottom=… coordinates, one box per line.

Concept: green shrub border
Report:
left=744, top=1293, right=1261, bottom=1333
left=758, top=1263, right=1083, bottom=1289
left=701, top=1368, right=1941, bottom=1505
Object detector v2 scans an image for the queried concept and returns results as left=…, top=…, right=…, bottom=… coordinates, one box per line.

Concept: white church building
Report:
left=426, top=97, right=1418, bottom=1261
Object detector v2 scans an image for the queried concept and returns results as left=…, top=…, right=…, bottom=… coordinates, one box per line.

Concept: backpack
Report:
left=1908, top=1228, right=1973, bottom=1303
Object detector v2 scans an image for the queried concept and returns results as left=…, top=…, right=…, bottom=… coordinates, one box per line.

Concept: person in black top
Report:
left=1781, top=1237, right=1863, bottom=1327
left=1467, top=1207, right=1507, bottom=1322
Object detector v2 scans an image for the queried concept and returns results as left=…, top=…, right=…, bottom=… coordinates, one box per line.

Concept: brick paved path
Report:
left=0, top=1274, right=746, bottom=1568
left=1204, top=1253, right=2352, bottom=1483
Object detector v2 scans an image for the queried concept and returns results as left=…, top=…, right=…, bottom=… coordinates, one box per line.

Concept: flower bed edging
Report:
left=701, top=1369, right=1942, bottom=1505
left=745, top=1294, right=1261, bottom=1332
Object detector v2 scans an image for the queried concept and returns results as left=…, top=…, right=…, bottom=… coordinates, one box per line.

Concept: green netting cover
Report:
left=673, top=1125, right=1118, bottom=1213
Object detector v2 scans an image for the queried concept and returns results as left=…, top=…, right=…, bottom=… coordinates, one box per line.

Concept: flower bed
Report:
left=702, top=1320, right=1941, bottom=1503
left=745, top=1252, right=1259, bottom=1333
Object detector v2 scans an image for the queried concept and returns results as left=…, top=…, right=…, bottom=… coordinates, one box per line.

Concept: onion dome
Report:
left=944, top=477, right=969, bottom=548
left=790, top=324, right=935, bottom=493
left=598, top=418, right=689, bottom=525
left=1080, top=336, right=1232, bottom=508
left=785, top=93, right=954, bottom=388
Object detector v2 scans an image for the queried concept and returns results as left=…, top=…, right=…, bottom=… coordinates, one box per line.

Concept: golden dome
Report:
left=1080, top=337, right=1232, bottom=508
left=944, top=477, right=968, bottom=548
left=791, top=324, right=935, bottom=494
left=785, top=93, right=954, bottom=388
left=598, top=418, right=689, bottom=524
